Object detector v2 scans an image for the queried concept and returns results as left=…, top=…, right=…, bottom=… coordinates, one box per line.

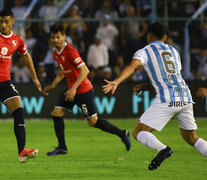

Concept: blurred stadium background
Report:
left=0, top=0, right=207, bottom=119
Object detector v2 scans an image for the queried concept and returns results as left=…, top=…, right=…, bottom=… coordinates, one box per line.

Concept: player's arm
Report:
left=64, top=64, right=89, bottom=101
left=103, top=58, right=142, bottom=94
left=22, top=52, right=42, bottom=93
left=196, top=88, right=207, bottom=98
left=43, top=69, right=64, bottom=96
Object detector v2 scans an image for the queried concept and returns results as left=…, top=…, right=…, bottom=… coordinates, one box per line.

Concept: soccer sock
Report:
left=52, top=116, right=67, bottom=150
left=194, top=138, right=207, bottom=157
left=12, top=108, right=26, bottom=154
left=94, top=118, right=125, bottom=138
left=137, top=131, right=167, bottom=152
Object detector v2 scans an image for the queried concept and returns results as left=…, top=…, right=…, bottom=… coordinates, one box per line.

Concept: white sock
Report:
left=194, top=138, right=207, bottom=157
left=137, top=131, right=167, bottom=152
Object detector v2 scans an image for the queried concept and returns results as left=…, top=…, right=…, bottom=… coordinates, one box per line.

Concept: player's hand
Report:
left=133, top=82, right=151, bottom=95
left=133, top=84, right=144, bottom=96
left=33, top=78, right=43, bottom=93
left=102, top=79, right=118, bottom=94
left=196, top=88, right=207, bottom=98
left=64, top=88, right=76, bottom=101
left=43, top=84, right=55, bottom=96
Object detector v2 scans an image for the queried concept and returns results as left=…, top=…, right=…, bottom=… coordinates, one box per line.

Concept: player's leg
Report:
left=77, top=89, right=131, bottom=151
left=2, top=81, right=26, bottom=155
left=180, top=129, right=207, bottom=156
left=133, top=122, right=167, bottom=151
left=47, top=90, right=73, bottom=156
left=133, top=99, right=174, bottom=170
left=51, top=107, right=68, bottom=151
left=47, top=108, right=68, bottom=156
left=5, top=96, right=25, bottom=154
left=177, top=103, right=207, bottom=157
left=86, top=114, right=131, bottom=151
left=2, top=81, right=38, bottom=163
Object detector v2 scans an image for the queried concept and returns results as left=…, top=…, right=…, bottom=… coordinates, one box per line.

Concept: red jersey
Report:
left=0, top=32, right=27, bottom=82
left=53, top=43, right=93, bottom=94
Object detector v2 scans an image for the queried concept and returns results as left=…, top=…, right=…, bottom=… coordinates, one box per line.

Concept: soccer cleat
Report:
left=121, top=130, right=131, bottom=151
left=47, top=147, right=68, bottom=156
left=19, top=147, right=39, bottom=163
left=148, top=146, right=173, bottom=170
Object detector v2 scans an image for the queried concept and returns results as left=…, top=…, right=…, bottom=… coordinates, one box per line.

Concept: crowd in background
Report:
left=3, top=0, right=207, bottom=84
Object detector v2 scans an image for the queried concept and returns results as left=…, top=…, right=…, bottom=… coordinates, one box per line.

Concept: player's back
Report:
left=134, top=41, right=192, bottom=103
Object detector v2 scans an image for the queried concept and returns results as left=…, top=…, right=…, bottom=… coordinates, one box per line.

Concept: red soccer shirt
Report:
left=0, top=32, right=27, bottom=82
left=53, top=43, right=93, bottom=94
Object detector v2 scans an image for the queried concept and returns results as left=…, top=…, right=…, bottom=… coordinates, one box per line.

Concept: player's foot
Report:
left=121, top=130, right=131, bottom=151
left=19, top=147, right=39, bottom=163
left=148, top=146, right=173, bottom=170
left=47, top=147, right=68, bottom=156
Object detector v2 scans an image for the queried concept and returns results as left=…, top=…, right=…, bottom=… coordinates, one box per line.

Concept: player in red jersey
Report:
left=0, top=9, right=42, bottom=163
left=43, top=23, right=131, bottom=156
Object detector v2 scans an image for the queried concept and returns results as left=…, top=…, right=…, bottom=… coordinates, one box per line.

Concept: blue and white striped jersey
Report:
left=133, top=41, right=193, bottom=103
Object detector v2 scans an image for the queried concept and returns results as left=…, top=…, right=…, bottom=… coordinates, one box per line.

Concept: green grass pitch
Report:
left=0, top=119, right=207, bottom=180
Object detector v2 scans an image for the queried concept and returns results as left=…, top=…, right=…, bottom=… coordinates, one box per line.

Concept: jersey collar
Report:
left=0, top=31, right=13, bottom=38
left=150, top=41, right=164, bottom=44
left=56, top=42, right=67, bottom=54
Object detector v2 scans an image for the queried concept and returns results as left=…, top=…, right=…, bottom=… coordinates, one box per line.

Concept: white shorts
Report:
left=139, top=98, right=198, bottom=131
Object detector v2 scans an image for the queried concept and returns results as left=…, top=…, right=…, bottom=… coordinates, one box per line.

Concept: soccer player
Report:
left=103, top=23, right=207, bottom=170
left=0, top=9, right=42, bottom=163
left=43, top=23, right=130, bottom=156
left=196, top=88, right=207, bottom=97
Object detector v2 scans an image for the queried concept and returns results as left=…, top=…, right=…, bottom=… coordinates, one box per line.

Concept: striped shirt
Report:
left=133, top=41, right=193, bottom=103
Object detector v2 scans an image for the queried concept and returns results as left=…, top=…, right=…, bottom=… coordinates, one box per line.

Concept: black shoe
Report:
left=47, top=147, right=68, bottom=156
left=148, top=146, right=173, bottom=170
left=121, top=130, right=131, bottom=151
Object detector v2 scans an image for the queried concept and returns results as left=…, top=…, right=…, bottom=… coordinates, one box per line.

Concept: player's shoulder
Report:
left=12, top=32, right=23, bottom=39
left=65, top=43, right=76, bottom=51
left=64, top=43, right=78, bottom=54
left=11, top=32, right=25, bottom=43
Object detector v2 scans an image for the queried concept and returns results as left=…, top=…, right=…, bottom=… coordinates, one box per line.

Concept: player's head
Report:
left=147, top=22, right=167, bottom=43
left=0, top=9, right=15, bottom=35
left=50, top=23, right=66, bottom=50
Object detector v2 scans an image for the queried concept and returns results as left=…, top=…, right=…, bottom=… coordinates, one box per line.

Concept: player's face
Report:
left=0, top=16, right=14, bottom=35
left=50, top=32, right=65, bottom=50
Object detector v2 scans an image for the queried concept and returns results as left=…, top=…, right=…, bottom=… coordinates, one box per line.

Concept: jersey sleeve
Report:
left=69, top=47, right=85, bottom=68
left=16, top=36, right=28, bottom=55
left=132, top=48, right=147, bottom=65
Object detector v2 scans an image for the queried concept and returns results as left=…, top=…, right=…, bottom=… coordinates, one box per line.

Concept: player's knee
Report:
left=87, top=115, right=98, bottom=127
left=51, top=108, right=65, bottom=117
left=133, top=129, right=139, bottom=140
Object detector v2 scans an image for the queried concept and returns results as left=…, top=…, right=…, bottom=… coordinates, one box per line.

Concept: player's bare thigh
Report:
left=5, top=96, right=21, bottom=112
left=51, top=107, right=67, bottom=117
left=133, top=121, right=155, bottom=139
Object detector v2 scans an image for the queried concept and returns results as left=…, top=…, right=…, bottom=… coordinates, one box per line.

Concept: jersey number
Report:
left=81, top=104, right=88, bottom=116
left=161, top=52, right=176, bottom=74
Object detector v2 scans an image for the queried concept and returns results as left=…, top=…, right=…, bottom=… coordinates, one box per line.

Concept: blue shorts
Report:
left=0, top=81, right=20, bottom=103
left=55, top=88, right=97, bottom=118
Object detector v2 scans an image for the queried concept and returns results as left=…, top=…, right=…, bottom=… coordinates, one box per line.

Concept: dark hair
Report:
left=50, top=23, right=65, bottom=35
left=0, top=9, right=14, bottom=18
left=147, top=23, right=166, bottom=39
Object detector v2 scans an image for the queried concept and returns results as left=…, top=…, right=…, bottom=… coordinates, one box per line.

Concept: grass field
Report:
left=0, top=119, right=207, bottom=180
